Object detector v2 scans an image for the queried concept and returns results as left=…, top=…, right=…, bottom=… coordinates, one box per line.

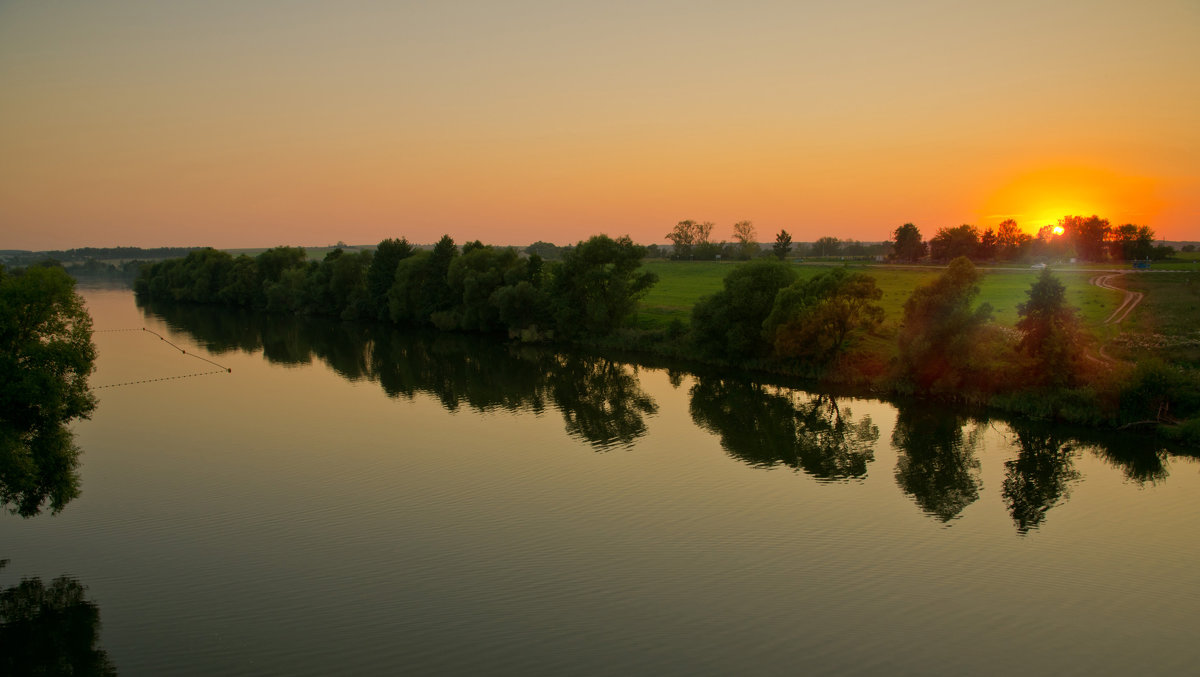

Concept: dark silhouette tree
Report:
left=773, top=229, right=793, bottom=260
left=813, top=236, right=841, bottom=258
left=665, top=220, right=699, bottom=260
left=892, top=406, right=982, bottom=522
left=994, top=219, right=1028, bottom=261
left=731, top=220, right=757, bottom=260
left=1108, top=223, right=1155, bottom=261
left=928, top=224, right=981, bottom=262
left=1060, top=215, right=1111, bottom=262
left=1002, top=423, right=1080, bottom=534
left=690, top=377, right=878, bottom=481
left=0, top=574, right=116, bottom=675
left=891, top=222, right=926, bottom=262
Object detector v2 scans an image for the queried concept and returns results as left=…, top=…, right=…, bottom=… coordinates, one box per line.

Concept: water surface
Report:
left=2, top=287, right=1198, bottom=675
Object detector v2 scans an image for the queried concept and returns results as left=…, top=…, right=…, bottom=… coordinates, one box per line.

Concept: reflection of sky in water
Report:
left=1, top=287, right=1197, bottom=675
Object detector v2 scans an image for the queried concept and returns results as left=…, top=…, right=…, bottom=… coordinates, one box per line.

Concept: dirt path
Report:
left=1090, top=273, right=1144, bottom=324
left=1086, top=272, right=1145, bottom=365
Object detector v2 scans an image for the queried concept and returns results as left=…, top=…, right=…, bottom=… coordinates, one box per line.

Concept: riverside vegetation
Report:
left=132, top=231, right=1200, bottom=445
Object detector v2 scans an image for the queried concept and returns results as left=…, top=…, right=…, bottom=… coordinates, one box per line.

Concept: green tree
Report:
left=764, top=267, right=884, bottom=362
left=1015, top=269, right=1085, bottom=387
left=367, top=238, right=415, bottom=320
left=524, top=241, right=563, bottom=260
left=773, top=229, right=793, bottom=260
left=731, top=220, right=757, bottom=260
left=441, top=245, right=527, bottom=332
left=665, top=220, right=699, bottom=260
left=891, top=222, right=926, bottom=262
left=548, top=235, right=657, bottom=337
left=691, top=259, right=797, bottom=358
left=897, top=257, right=993, bottom=392
left=0, top=265, right=97, bottom=516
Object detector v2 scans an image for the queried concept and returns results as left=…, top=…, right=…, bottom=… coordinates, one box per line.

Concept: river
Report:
left=2, top=286, right=1198, bottom=675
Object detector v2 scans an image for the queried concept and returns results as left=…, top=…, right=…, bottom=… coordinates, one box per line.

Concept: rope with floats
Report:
left=92, top=327, right=232, bottom=389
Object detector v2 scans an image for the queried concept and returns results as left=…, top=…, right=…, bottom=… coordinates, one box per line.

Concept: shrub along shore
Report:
left=133, top=236, right=1200, bottom=445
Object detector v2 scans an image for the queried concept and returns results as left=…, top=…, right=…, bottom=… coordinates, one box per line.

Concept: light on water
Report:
left=2, top=287, right=1198, bottom=676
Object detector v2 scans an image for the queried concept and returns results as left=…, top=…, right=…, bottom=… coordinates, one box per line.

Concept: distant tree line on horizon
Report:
left=889, top=216, right=1176, bottom=264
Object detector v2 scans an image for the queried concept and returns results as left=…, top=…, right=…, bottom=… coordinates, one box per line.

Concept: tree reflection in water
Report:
left=1, top=422, right=82, bottom=517
left=0, top=562, right=116, bottom=675
left=141, top=300, right=658, bottom=451
left=140, top=298, right=1195, bottom=512
left=689, top=376, right=879, bottom=481
left=891, top=405, right=982, bottom=522
left=1001, top=422, right=1081, bottom=534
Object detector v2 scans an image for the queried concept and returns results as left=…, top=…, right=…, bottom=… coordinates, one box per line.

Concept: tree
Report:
left=994, top=219, right=1026, bottom=261
left=665, top=220, right=699, bottom=259
left=525, top=241, right=563, bottom=260
left=773, top=230, right=793, bottom=260
left=1015, top=269, right=1085, bottom=386
left=928, top=224, right=981, bottom=262
left=691, top=259, right=797, bottom=358
left=0, top=264, right=97, bottom=515
left=548, top=235, right=658, bottom=337
left=1060, top=215, right=1111, bottom=261
left=813, top=236, right=841, bottom=258
left=764, top=268, right=884, bottom=362
left=367, top=238, right=414, bottom=319
left=731, top=220, right=757, bottom=260
left=978, top=228, right=998, bottom=260
left=891, top=223, right=926, bottom=262
left=897, top=257, right=994, bottom=392
left=1108, top=224, right=1154, bottom=261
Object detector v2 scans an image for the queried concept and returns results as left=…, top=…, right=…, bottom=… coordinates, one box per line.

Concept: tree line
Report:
left=134, top=234, right=658, bottom=341
left=890, top=216, right=1174, bottom=264
left=659, top=220, right=886, bottom=261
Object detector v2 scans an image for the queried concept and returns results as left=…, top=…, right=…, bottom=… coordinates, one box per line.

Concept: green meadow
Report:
left=637, top=260, right=1121, bottom=334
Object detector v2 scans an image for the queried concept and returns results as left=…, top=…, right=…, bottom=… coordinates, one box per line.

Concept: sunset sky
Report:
left=2, top=0, right=1197, bottom=249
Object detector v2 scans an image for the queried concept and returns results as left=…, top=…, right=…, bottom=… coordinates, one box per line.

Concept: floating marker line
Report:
left=95, top=370, right=228, bottom=389
left=90, top=326, right=233, bottom=389
left=140, top=327, right=231, bottom=371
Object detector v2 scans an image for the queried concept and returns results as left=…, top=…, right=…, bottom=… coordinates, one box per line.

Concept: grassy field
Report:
left=637, top=260, right=1119, bottom=334
left=1110, top=272, right=1200, bottom=366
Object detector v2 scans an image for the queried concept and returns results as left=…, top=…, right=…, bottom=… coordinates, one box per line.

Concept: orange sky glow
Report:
left=2, top=1, right=1197, bottom=250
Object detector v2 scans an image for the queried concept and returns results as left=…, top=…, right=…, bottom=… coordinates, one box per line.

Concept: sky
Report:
left=1, top=0, right=1197, bottom=249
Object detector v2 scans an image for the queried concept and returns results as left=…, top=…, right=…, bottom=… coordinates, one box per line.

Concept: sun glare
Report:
left=979, top=166, right=1160, bottom=236
left=1051, top=225, right=1064, bottom=235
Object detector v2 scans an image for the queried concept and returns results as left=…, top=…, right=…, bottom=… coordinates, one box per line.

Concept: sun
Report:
left=978, top=166, right=1161, bottom=235
left=1051, top=225, right=1064, bottom=235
